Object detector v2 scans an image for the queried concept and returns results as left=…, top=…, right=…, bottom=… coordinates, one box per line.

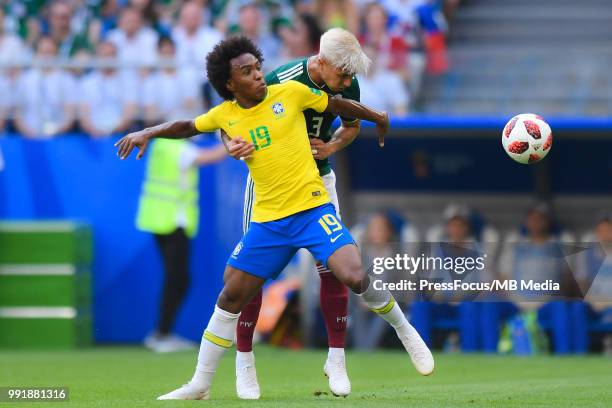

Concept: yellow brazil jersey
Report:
left=194, top=80, right=330, bottom=223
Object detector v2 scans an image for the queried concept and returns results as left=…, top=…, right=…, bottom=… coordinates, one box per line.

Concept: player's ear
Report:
left=317, top=56, right=326, bottom=68
left=226, top=79, right=235, bottom=94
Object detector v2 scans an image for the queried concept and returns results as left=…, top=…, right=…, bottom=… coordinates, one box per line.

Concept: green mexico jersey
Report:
left=265, top=57, right=360, bottom=176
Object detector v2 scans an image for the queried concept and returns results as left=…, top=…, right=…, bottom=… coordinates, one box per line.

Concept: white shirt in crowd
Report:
left=107, top=27, right=158, bottom=68
left=358, top=69, right=409, bottom=115
left=15, top=69, right=77, bottom=136
left=142, top=68, right=202, bottom=122
left=171, top=26, right=222, bottom=80
left=0, top=33, right=28, bottom=66
left=79, top=70, right=139, bottom=134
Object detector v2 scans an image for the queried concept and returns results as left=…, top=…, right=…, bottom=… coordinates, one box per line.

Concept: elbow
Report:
left=326, top=98, right=340, bottom=115
left=349, top=121, right=361, bottom=133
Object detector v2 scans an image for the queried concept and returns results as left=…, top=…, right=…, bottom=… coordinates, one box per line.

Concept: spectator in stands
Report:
left=499, top=202, right=574, bottom=295
left=106, top=7, right=158, bottom=69
left=313, top=0, right=359, bottom=34
left=442, top=0, right=462, bottom=23
left=231, top=3, right=281, bottom=68
left=499, top=202, right=581, bottom=354
left=358, top=45, right=409, bottom=116
left=142, top=37, right=203, bottom=125
left=11, top=1, right=45, bottom=50
left=78, top=41, right=139, bottom=138
left=128, top=0, right=160, bottom=32
left=359, top=2, right=410, bottom=81
left=350, top=212, right=401, bottom=349
left=66, top=0, right=100, bottom=42
left=379, top=0, right=431, bottom=96
left=412, top=205, right=474, bottom=349
left=576, top=213, right=612, bottom=354
left=98, top=0, right=122, bottom=38
left=579, top=213, right=612, bottom=299
left=156, top=0, right=184, bottom=34
left=278, top=13, right=322, bottom=60
left=410, top=204, right=505, bottom=352
left=14, top=37, right=77, bottom=138
left=0, top=7, right=29, bottom=66
left=171, top=1, right=222, bottom=84
left=47, top=0, right=91, bottom=58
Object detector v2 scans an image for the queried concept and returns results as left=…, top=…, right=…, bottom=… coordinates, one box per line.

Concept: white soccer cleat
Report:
left=323, top=355, right=351, bottom=397
left=236, top=352, right=261, bottom=400
left=157, top=383, right=209, bottom=400
left=397, top=323, right=435, bottom=376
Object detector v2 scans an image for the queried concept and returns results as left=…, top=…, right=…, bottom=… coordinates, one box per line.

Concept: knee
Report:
left=217, top=288, right=243, bottom=314
left=339, top=260, right=365, bottom=293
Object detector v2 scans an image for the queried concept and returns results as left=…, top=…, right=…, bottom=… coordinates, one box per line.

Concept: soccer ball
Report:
left=502, top=113, right=552, bottom=164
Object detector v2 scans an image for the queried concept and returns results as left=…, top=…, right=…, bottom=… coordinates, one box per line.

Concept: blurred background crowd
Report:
left=0, top=0, right=456, bottom=138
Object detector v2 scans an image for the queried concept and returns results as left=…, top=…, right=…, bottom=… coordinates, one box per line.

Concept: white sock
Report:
left=328, top=347, right=345, bottom=361
left=359, top=278, right=408, bottom=329
left=395, top=320, right=417, bottom=338
left=236, top=350, right=255, bottom=370
left=190, top=305, right=240, bottom=389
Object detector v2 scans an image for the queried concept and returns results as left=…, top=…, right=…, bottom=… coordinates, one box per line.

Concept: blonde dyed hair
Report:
left=319, top=28, right=371, bottom=75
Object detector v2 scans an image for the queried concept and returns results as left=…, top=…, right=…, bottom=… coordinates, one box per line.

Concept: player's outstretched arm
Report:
left=325, top=97, right=388, bottom=147
left=114, top=120, right=200, bottom=160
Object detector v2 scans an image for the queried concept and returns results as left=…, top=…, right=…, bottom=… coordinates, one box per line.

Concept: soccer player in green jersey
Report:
left=224, top=29, right=418, bottom=399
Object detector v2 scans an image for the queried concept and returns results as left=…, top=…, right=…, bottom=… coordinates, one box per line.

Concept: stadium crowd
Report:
left=0, top=0, right=455, bottom=138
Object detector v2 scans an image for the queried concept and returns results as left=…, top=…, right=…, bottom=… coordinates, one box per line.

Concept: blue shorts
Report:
left=227, top=203, right=355, bottom=280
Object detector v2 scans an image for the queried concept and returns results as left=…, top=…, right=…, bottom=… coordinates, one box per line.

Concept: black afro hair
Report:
left=206, top=35, right=264, bottom=100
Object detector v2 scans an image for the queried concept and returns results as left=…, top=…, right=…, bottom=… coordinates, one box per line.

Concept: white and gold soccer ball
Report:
left=501, top=113, right=553, bottom=164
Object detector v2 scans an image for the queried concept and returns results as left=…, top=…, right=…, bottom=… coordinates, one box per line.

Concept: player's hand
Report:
left=227, top=136, right=255, bottom=160
left=114, top=130, right=151, bottom=160
left=309, top=138, right=334, bottom=160
left=375, top=111, right=389, bottom=148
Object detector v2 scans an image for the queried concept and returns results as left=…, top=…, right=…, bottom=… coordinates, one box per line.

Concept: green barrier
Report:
left=0, top=222, right=93, bottom=349
left=0, top=310, right=92, bottom=349
left=0, top=222, right=92, bottom=264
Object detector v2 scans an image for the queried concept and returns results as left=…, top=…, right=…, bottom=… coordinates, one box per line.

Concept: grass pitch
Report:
left=1, top=345, right=611, bottom=407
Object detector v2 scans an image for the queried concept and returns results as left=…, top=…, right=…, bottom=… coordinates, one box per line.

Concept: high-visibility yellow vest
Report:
left=136, top=139, right=199, bottom=237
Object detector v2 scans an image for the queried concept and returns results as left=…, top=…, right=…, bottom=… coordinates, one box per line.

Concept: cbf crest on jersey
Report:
left=271, top=102, right=286, bottom=119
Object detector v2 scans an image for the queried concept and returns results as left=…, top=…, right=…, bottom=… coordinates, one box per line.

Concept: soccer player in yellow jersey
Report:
left=115, top=36, right=433, bottom=401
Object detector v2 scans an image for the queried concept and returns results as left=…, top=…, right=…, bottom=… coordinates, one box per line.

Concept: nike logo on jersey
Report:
left=330, top=233, right=344, bottom=243
left=228, top=120, right=239, bottom=126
